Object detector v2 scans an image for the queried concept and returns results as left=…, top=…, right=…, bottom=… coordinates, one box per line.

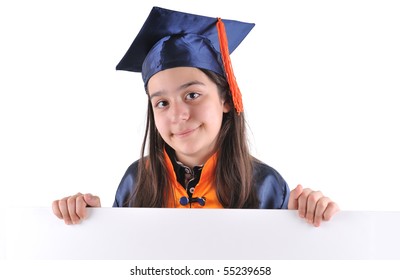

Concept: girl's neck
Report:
left=165, top=145, right=215, bottom=169
left=175, top=154, right=206, bottom=169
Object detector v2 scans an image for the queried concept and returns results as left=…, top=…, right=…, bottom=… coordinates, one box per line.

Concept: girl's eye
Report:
left=155, top=100, right=169, bottom=108
left=186, top=92, right=200, bottom=100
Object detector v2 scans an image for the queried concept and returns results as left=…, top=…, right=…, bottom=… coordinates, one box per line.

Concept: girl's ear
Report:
left=223, top=99, right=232, bottom=113
left=224, top=98, right=232, bottom=113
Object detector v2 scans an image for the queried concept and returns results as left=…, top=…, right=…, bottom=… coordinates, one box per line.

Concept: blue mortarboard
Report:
left=116, top=6, right=255, bottom=113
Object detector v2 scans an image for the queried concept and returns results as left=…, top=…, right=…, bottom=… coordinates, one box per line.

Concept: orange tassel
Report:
left=216, top=18, right=244, bottom=114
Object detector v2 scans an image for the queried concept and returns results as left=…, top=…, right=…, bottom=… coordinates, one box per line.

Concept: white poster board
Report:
left=2, top=208, right=400, bottom=260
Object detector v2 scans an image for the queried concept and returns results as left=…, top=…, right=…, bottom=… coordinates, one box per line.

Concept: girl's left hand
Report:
left=288, top=184, right=340, bottom=227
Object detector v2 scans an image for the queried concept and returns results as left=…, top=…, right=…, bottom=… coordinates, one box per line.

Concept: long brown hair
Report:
left=129, top=68, right=258, bottom=208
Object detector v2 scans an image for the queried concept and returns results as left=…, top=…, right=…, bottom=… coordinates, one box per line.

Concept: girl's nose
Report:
left=170, top=102, right=190, bottom=122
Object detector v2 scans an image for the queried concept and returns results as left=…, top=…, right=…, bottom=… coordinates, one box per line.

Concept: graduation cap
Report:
left=116, top=6, right=255, bottom=113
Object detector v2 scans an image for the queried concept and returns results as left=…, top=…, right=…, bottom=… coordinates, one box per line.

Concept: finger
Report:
left=57, top=197, right=73, bottom=225
left=304, top=190, right=324, bottom=224
left=288, top=184, right=303, bottom=210
left=75, top=193, right=101, bottom=220
left=83, top=193, right=101, bottom=207
left=323, top=201, right=340, bottom=221
left=313, top=197, right=331, bottom=227
left=296, top=188, right=313, bottom=218
left=67, top=193, right=83, bottom=224
left=76, top=195, right=89, bottom=220
left=52, top=200, right=63, bottom=219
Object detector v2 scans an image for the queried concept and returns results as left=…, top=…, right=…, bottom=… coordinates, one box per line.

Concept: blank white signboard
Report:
left=2, top=207, right=400, bottom=260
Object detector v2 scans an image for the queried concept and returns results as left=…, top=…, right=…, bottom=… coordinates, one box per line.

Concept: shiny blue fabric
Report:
left=116, top=6, right=255, bottom=84
left=142, top=33, right=224, bottom=84
left=113, top=159, right=290, bottom=209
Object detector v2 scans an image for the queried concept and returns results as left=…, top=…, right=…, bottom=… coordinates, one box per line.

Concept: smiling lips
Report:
left=173, top=126, right=199, bottom=138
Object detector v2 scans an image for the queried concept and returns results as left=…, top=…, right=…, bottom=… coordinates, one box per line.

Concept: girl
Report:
left=52, top=6, right=339, bottom=227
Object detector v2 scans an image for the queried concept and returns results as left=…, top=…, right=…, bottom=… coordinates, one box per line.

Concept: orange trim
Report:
left=163, top=149, right=224, bottom=208
left=216, top=18, right=244, bottom=114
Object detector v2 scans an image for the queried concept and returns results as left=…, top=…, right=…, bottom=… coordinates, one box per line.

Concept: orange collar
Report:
left=164, top=149, right=223, bottom=208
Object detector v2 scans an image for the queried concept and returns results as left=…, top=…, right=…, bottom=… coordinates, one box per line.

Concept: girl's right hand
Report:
left=52, top=193, right=101, bottom=225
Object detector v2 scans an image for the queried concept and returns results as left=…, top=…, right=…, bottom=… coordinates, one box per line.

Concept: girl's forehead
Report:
left=149, top=67, right=208, bottom=88
left=148, top=68, right=218, bottom=99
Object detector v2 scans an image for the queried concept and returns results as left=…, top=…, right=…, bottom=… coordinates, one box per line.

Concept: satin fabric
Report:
left=142, top=33, right=224, bottom=85
left=115, top=7, right=254, bottom=85
left=113, top=152, right=289, bottom=209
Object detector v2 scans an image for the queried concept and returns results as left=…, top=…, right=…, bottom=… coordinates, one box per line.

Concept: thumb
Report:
left=288, top=184, right=303, bottom=210
left=83, top=193, right=101, bottom=207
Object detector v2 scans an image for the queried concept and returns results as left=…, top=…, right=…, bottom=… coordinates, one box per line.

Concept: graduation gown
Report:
left=113, top=151, right=290, bottom=209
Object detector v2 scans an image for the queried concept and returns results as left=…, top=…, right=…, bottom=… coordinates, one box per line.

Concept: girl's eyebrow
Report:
left=178, top=80, right=205, bottom=91
left=149, top=80, right=205, bottom=100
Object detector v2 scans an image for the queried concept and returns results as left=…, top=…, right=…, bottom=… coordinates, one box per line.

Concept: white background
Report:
left=1, top=0, right=399, bottom=210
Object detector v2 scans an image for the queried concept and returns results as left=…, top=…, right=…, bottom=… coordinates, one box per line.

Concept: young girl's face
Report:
left=147, top=67, right=230, bottom=167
